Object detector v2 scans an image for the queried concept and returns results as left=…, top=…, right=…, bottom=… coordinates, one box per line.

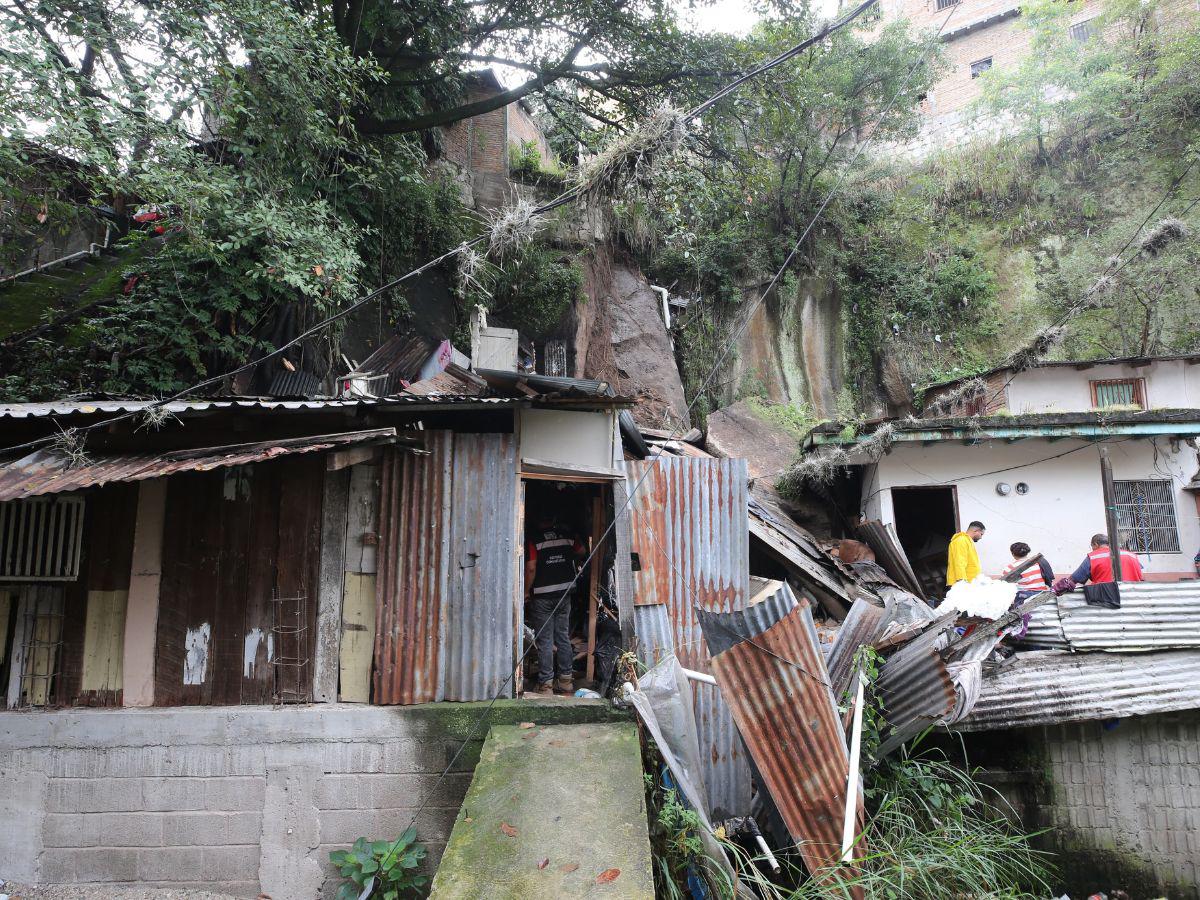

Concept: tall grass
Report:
left=671, top=748, right=1054, bottom=899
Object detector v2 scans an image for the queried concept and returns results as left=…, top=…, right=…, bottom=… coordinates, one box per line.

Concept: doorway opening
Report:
left=891, top=485, right=959, bottom=599
left=519, top=479, right=620, bottom=698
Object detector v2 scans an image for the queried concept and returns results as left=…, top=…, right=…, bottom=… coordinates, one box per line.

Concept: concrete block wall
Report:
left=0, top=700, right=626, bottom=898
left=1041, top=712, right=1200, bottom=897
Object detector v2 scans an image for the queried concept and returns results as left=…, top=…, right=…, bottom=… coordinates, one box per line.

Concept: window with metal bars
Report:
left=1090, top=377, right=1146, bottom=409
left=936, top=0, right=960, bottom=9
left=1069, top=19, right=1099, bottom=42
left=0, top=496, right=86, bottom=581
left=970, top=57, right=993, bottom=78
left=1113, top=479, right=1180, bottom=554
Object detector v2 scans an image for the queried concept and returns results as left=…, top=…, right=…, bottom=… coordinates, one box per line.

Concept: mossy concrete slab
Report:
left=430, top=722, right=653, bottom=899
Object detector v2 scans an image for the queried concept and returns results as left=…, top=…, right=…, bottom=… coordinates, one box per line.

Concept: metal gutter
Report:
left=808, top=418, right=1200, bottom=447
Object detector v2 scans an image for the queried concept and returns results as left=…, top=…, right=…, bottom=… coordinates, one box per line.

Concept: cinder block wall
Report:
left=1042, top=712, right=1200, bottom=898
left=0, top=701, right=626, bottom=898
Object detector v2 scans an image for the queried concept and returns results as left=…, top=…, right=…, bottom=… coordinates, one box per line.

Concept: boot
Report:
left=555, top=675, right=575, bottom=695
left=533, top=681, right=554, bottom=695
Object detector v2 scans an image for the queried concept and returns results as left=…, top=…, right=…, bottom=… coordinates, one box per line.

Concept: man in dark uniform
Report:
left=525, top=512, right=585, bottom=694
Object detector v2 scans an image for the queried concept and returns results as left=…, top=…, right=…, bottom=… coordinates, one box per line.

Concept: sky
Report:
left=683, top=0, right=841, bottom=34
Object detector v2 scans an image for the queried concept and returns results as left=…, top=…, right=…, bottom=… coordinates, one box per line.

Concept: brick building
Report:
left=876, top=0, right=1104, bottom=152
left=440, top=70, right=556, bottom=210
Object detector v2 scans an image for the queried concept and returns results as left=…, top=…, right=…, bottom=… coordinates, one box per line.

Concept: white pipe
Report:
left=680, top=667, right=716, bottom=686
left=756, top=835, right=781, bottom=874
left=650, top=285, right=671, bottom=330
left=841, top=671, right=866, bottom=862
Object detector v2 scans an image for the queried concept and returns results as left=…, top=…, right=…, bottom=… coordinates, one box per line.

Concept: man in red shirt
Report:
left=1070, top=533, right=1145, bottom=584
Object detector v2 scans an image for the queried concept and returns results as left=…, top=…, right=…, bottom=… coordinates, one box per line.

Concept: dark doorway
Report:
left=891, top=486, right=959, bottom=599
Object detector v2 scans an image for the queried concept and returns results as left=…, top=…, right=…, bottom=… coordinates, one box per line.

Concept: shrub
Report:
left=329, top=829, right=428, bottom=900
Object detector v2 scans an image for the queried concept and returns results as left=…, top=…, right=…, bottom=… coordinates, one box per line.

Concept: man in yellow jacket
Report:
left=946, top=521, right=986, bottom=586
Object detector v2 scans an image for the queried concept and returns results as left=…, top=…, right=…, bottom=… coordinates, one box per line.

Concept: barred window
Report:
left=937, top=0, right=961, bottom=9
left=0, top=496, right=86, bottom=581
left=1070, top=19, right=1100, bottom=42
left=1113, top=479, right=1180, bottom=554
left=970, top=57, right=993, bottom=78
left=1091, top=377, right=1146, bottom=409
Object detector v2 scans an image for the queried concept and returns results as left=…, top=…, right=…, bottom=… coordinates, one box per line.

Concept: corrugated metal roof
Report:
left=857, top=521, right=927, bottom=600
left=0, top=428, right=397, bottom=501
left=626, top=455, right=752, bottom=818
left=0, top=396, right=517, bottom=421
left=697, top=590, right=864, bottom=889
left=874, top=616, right=958, bottom=755
left=1023, top=582, right=1200, bottom=652
left=957, top=649, right=1200, bottom=731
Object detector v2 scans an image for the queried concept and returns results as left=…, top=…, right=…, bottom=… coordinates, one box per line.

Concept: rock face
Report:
left=573, top=246, right=690, bottom=432
left=728, top=275, right=844, bottom=418
left=705, top=400, right=799, bottom=484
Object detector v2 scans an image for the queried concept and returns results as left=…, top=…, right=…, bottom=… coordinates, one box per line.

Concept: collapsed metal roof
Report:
left=0, top=428, right=398, bottom=501
left=958, top=649, right=1200, bottom=731
left=1023, top=582, right=1200, bottom=652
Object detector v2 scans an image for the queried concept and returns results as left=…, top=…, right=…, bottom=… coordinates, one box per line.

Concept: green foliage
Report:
left=745, top=397, right=819, bottom=441
left=508, top=140, right=563, bottom=186
left=481, top=245, right=583, bottom=340
left=329, top=829, right=428, bottom=900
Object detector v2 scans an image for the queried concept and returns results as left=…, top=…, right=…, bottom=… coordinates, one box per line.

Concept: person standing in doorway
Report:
left=525, top=512, right=585, bottom=695
left=946, top=520, right=986, bottom=587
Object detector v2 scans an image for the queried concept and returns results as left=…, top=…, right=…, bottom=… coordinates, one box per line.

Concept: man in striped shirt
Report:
left=525, top=512, right=586, bottom=695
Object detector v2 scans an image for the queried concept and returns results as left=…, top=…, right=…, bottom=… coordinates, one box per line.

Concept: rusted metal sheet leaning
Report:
left=695, top=585, right=866, bottom=890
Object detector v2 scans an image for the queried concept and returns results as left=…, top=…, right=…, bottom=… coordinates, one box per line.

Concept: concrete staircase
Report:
left=430, top=722, right=654, bottom=899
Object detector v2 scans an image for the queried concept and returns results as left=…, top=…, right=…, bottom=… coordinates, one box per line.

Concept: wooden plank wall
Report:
left=154, top=457, right=323, bottom=705
left=57, top=482, right=138, bottom=707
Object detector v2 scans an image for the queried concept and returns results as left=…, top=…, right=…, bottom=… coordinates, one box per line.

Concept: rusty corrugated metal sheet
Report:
left=0, top=397, right=518, bottom=420
left=373, top=431, right=518, bottom=705
left=375, top=433, right=452, bottom=704
left=747, top=485, right=857, bottom=619
left=0, top=429, right=397, bottom=502
left=958, top=649, right=1200, bottom=731
left=441, top=432, right=517, bottom=701
left=697, top=591, right=864, bottom=889
left=1024, top=582, right=1200, bottom=652
left=626, top=455, right=751, bottom=817
left=826, top=595, right=889, bottom=701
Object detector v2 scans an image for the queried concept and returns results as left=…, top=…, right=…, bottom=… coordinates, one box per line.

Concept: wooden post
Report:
left=585, top=495, right=604, bottom=682
left=1099, top=448, right=1123, bottom=582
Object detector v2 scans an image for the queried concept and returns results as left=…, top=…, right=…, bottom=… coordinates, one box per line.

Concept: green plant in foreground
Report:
left=330, top=828, right=428, bottom=900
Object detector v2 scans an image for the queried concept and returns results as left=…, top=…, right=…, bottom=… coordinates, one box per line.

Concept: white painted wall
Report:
left=863, top=437, right=1200, bottom=578
left=1005, top=359, right=1200, bottom=414
left=518, top=408, right=618, bottom=474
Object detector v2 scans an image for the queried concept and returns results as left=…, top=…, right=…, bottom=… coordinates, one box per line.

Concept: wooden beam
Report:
left=326, top=444, right=382, bottom=472
left=514, top=378, right=539, bottom=398
left=585, top=495, right=603, bottom=683
left=1099, top=447, right=1123, bottom=582
left=313, top=467, right=350, bottom=703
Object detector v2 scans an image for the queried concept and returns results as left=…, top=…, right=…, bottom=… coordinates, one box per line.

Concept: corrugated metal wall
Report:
left=374, top=432, right=518, bottom=704
left=625, top=456, right=751, bottom=817
left=442, top=433, right=517, bottom=701
left=374, top=434, right=452, bottom=704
